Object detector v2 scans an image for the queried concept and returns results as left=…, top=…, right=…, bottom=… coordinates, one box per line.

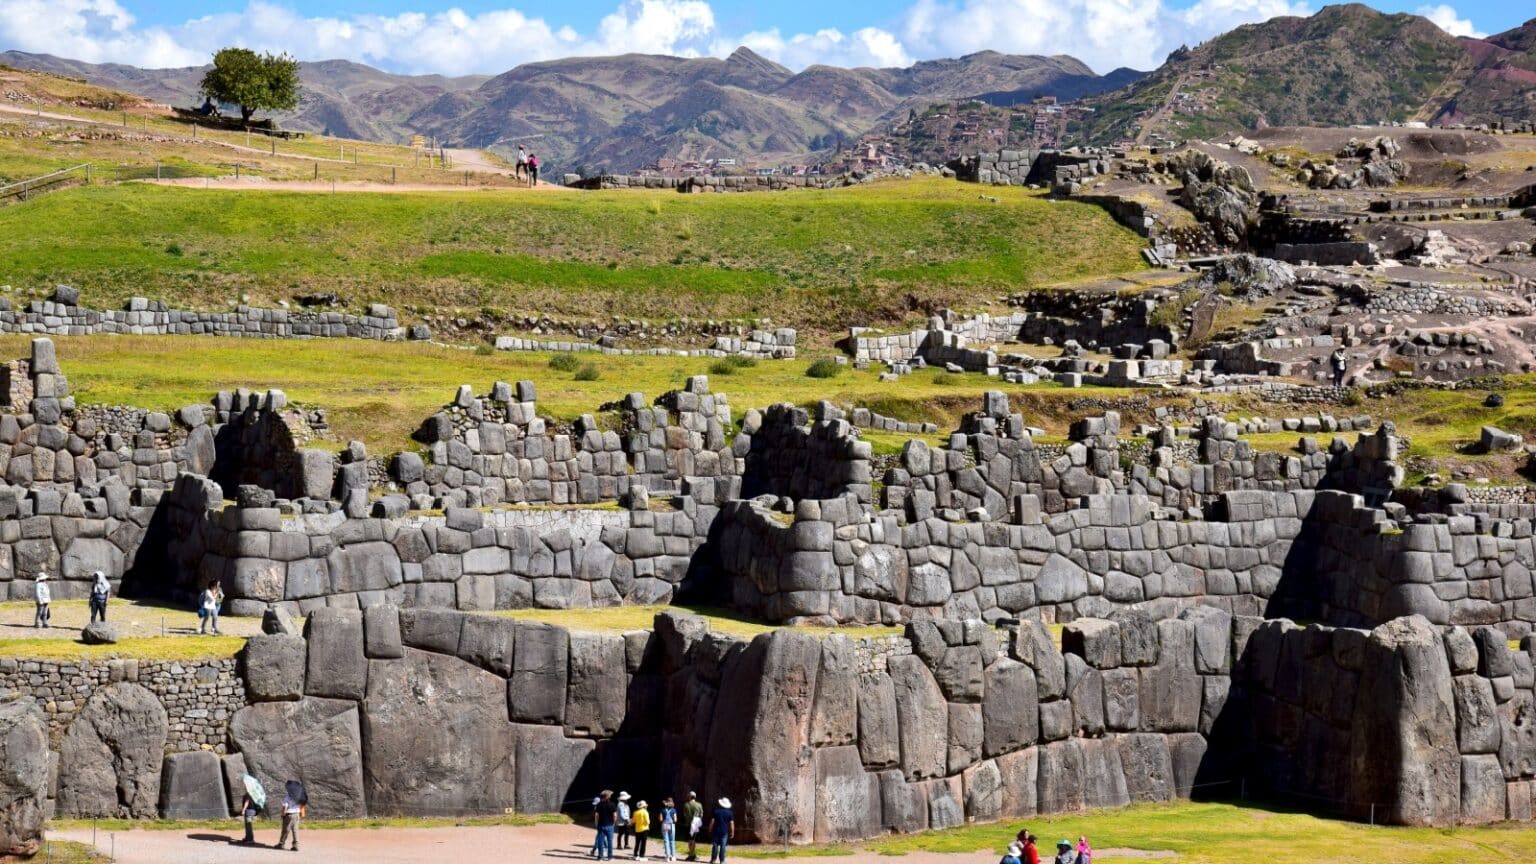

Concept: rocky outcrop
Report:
left=0, top=695, right=47, bottom=857
left=57, top=683, right=167, bottom=818
left=229, top=697, right=366, bottom=819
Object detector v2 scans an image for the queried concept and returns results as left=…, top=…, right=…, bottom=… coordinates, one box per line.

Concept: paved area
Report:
left=0, top=599, right=263, bottom=641
left=52, top=822, right=1017, bottom=864
left=54, top=821, right=1174, bottom=863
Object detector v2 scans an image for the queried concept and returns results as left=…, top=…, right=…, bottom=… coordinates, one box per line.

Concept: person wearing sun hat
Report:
left=1054, top=838, right=1080, bottom=864
left=33, top=572, right=50, bottom=629
left=707, top=797, right=733, bottom=863
left=1000, top=841, right=1024, bottom=864
left=617, top=791, right=633, bottom=851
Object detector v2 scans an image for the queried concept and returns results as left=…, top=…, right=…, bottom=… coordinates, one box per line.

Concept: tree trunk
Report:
left=241, top=105, right=254, bottom=123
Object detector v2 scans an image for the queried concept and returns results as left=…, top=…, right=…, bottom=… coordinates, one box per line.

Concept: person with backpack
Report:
left=278, top=781, right=307, bottom=852
left=659, top=797, right=677, bottom=862
left=33, top=573, right=50, bottom=629
left=527, top=152, right=540, bottom=187
left=198, top=578, right=223, bottom=634
left=89, top=571, right=110, bottom=623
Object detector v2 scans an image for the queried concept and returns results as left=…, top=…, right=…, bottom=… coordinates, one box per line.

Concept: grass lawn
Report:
left=0, top=176, right=1149, bottom=330
left=0, top=635, right=246, bottom=661
left=0, top=334, right=1124, bottom=453
left=746, top=800, right=1536, bottom=861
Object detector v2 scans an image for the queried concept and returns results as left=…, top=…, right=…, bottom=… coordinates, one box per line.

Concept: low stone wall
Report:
left=0, top=294, right=405, bottom=341
left=494, top=328, right=796, bottom=359
left=565, top=174, right=852, bottom=192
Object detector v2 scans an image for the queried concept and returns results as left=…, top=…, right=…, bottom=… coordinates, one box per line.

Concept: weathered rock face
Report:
left=159, top=751, right=229, bottom=819
left=57, top=683, right=168, bottom=818
left=229, top=697, right=366, bottom=819
left=1352, top=616, right=1460, bottom=826
left=361, top=649, right=517, bottom=816
left=0, top=696, right=48, bottom=857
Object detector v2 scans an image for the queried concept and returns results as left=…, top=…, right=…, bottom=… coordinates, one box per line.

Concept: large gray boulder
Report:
left=856, top=673, right=900, bottom=770
left=80, top=621, right=119, bottom=644
left=159, top=751, right=229, bottom=819
left=812, top=745, right=881, bottom=842
left=305, top=608, right=367, bottom=700
left=0, top=695, right=48, bottom=857
left=361, top=649, right=517, bottom=815
left=509, top=622, right=569, bottom=724
left=888, top=654, right=948, bottom=782
left=242, top=634, right=307, bottom=701
left=1350, top=616, right=1459, bottom=826
left=564, top=632, right=627, bottom=738
left=705, top=630, right=823, bottom=844
left=982, top=658, right=1038, bottom=757
left=57, top=683, right=167, bottom=817
left=229, top=697, right=366, bottom=819
left=513, top=724, right=596, bottom=814
left=810, top=636, right=858, bottom=747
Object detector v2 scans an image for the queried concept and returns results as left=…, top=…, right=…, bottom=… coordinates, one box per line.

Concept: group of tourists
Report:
left=30, top=570, right=111, bottom=628
left=234, top=778, right=307, bottom=851
left=515, top=144, right=541, bottom=186
left=591, top=790, right=732, bottom=862
left=1003, top=829, right=1092, bottom=864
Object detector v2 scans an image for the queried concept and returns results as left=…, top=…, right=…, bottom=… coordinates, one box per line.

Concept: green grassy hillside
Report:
left=0, top=176, right=1148, bottom=330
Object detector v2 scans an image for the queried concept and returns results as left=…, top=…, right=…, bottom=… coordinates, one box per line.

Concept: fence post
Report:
left=392, top=167, right=396, bottom=185
left=271, top=138, right=275, bottom=156
left=122, top=112, right=127, bottom=127
left=313, top=162, right=318, bottom=180
left=85, top=164, right=91, bottom=184
left=157, top=163, right=161, bottom=181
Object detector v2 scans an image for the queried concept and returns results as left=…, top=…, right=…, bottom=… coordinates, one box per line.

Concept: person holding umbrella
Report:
left=237, top=774, right=266, bottom=845
left=278, top=780, right=307, bottom=852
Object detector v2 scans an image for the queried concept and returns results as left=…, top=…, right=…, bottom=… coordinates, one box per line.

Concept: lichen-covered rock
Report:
left=0, top=695, right=48, bottom=857
left=57, top=683, right=167, bottom=818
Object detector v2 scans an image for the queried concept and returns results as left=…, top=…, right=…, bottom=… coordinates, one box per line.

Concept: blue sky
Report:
left=0, top=1, right=1527, bottom=77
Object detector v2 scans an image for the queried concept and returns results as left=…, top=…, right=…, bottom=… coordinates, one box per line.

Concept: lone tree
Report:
left=200, top=48, right=300, bottom=123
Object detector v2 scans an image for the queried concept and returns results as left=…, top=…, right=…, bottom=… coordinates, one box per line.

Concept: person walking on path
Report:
left=198, top=578, right=223, bottom=634
left=1021, top=833, right=1041, bottom=864
left=593, top=790, right=617, bottom=861
left=527, top=152, right=540, bottom=187
left=659, top=797, right=677, bottom=862
left=707, top=797, right=733, bottom=864
left=1001, top=841, right=1025, bottom=864
left=515, top=145, right=528, bottom=180
left=683, top=791, right=703, bottom=861
left=1053, top=839, right=1079, bottom=864
left=1076, top=836, right=1093, bottom=864
left=33, top=573, right=50, bottom=629
left=277, top=782, right=306, bottom=852
left=632, top=799, right=651, bottom=860
left=616, top=791, right=633, bottom=850
left=89, top=571, right=110, bottom=623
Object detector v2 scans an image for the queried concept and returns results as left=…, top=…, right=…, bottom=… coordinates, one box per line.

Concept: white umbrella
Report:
left=243, top=774, right=267, bottom=809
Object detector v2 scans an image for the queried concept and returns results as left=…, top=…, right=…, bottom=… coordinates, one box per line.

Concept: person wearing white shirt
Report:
left=33, top=573, right=50, bottom=629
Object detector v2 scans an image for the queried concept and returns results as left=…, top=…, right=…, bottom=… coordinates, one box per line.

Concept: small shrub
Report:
left=474, top=343, right=494, bottom=356
left=573, top=363, right=601, bottom=381
left=164, top=243, right=183, bottom=256
left=676, top=220, right=694, bottom=241
left=708, top=360, right=736, bottom=376
left=806, top=359, right=842, bottom=379
left=646, top=199, right=663, bottom=216
left=725, top=355, right=757, bottom=369
left=933, top=372, right=960, bottom=386
left=1342, top=388, right=1363, bottom=407
left=548, top=353, right=581, bottom=371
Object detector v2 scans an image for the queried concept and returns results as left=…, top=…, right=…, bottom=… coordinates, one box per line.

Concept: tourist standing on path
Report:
left=198, top=578, right=223, bottom=634
left=516, top=145, right=529, bottom=180
left=32, top=573, right=49, bottom=629
left=1330, top=346, right=1348, bottom=387
left=528, top=153, right=539, bottom=187
left=1021, top=833, right=1041, bottom=864
left=659, top=797, right=677, bottom=862
left=1053, top=839, right=1080, bottom=864
left=1076, top=836, right=1092, bottom=864
left=89, top=571, right=110, bottom=623
left=631, top=799, right=650, bottom=860
left=683, top=791, right=703, bottom=861
left=616, top=791, right=633, bottom=849
left=1000, top=841, right=1025, bottom=864
left=594, top=790, right=618, bottom=860
left=277, top=781, right=306, bottom=852
left=237, top=790, right=259, bottom=844
left=707, top=797, right=733, bottom=864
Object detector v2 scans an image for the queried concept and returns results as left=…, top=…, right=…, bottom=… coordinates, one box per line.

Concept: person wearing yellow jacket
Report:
left=631, top=800, right=651, bottom=861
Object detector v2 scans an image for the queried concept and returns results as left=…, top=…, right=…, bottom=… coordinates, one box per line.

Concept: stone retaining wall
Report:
left=0, top=294, right=405, bottom=341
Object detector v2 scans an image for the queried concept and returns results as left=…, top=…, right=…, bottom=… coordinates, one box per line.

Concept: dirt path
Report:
left=53, top=822, right=1176, bottom=864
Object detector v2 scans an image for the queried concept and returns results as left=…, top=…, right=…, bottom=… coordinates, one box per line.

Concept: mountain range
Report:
left=4, top=4, right=1535, bottom=170
left=1079, top=4, right=1536, bottom=143
left=0, top=47, right=1138, bottom=173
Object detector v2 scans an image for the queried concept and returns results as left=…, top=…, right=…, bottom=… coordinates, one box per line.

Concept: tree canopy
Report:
left=200, top=48, right=300, bottom=123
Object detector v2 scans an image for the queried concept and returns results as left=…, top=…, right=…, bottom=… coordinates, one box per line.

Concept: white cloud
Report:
left=0, top=0, right=1326, bottom=76
left=1415, top=4, right=1487, bottom=39
left=896, top=0, right=1311, bottom=72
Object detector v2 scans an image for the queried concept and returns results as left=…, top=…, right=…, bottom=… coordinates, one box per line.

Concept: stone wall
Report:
left=0, top=292, right=405, bottom=341
left=494, top=329, right=796, bottom=359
